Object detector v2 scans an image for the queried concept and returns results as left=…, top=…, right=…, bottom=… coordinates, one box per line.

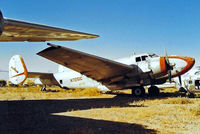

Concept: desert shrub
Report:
left=161, top=97, right=193, bottom=104
left=72, top=88, right=101, bottom=97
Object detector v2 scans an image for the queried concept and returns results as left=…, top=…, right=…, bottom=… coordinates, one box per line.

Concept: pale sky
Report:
left=0, top=0, right=200, bottom=80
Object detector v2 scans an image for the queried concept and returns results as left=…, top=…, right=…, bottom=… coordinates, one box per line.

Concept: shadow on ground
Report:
left=0, top=96, right=157, bottom=134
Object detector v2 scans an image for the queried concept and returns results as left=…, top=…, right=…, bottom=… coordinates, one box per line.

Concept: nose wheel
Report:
left=148, top=86, right=160, bottom=96
left=131, top=86, right=145, bottom=97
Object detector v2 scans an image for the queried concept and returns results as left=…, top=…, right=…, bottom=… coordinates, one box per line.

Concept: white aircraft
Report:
left=9, top=55, right=108, bottom=91
left=9, top=44, right=195, bottom=97
left=174, top=66, right=200, bottom=92
left=0, top=10, right=195, bottom=96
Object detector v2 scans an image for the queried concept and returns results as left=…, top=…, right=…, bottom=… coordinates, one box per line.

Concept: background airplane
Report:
left=174, top=66, right=200, bottom=92
left=9, top=43, right=195, bottom=97
left=0, top=10, right=99, bottom=42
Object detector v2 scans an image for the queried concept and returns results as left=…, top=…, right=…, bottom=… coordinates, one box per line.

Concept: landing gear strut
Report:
left=41, top=85, right=47, bottom=91
left=131, top=86, right=145, bottom=97
left=148, top=86, right=160, bottom=96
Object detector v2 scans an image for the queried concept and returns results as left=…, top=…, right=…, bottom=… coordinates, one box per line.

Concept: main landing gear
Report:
left=131, top=86, right=145, bottom=97
left=131, top=86, right=160, bottom=97
left=148, top=86, right=160, bottom=96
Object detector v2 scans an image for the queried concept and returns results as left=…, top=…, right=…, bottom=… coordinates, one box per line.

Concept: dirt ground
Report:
left=0, top=86, right=200, bottom=134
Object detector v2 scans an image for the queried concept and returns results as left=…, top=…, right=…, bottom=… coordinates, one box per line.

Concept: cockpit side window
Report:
left=141, top=56, right=148, bottom=61
left=136, top=57, right=141, bottom=62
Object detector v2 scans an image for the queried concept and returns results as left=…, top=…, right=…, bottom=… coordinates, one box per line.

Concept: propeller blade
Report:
left=168, top=70, right=172, bottom=83
left=164, top=47, right=174, bottom=83
left=164, top=47, right=170, bottom=64
left=178, top=75, right=182, bottom=86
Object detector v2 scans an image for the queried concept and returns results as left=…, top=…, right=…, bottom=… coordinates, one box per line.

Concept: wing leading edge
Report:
left=37, top=43, right=136, bottom=87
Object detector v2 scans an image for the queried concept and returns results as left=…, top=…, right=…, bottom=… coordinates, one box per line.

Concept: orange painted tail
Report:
left=9, top=55, right=28, bottom=85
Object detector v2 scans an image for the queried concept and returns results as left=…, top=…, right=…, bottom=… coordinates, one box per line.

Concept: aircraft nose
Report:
left=183, top=57, right=195, bottom=69
left=178, top=56, right=195, bottom=75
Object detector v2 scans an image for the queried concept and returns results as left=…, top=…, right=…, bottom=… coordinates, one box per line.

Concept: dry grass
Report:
left=55, top=96, right=200, bottom=134
left=141, top=97, right=194, bottom=105
left=0, top=86, right=105, bottom=100
left=1, top=86, right=200, bottom=133
left=190, top=103, right=200, bottom=116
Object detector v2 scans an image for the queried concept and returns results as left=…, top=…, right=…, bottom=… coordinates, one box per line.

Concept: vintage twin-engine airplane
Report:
left=0, top=10, right=195, bottom=96
left=9, top=44, right=195, bottom=96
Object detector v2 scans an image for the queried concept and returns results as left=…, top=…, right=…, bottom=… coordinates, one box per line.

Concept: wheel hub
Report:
left=135, top=88, right=142, bottom=95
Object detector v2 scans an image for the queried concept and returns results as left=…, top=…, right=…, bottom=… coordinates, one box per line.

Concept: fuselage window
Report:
left=141, top=56, right=148, bottom=61
left=136, top=57, right=141, bottom=62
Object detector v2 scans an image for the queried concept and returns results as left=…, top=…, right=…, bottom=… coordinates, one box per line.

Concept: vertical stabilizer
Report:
left=9, top=55, right=28, bottom=85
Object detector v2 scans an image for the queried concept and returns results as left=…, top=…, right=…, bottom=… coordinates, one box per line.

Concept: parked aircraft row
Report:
left=0, top=10, right=197, bottom=96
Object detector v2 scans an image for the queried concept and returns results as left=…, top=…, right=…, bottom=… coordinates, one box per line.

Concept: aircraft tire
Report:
left=132, top=87, right=145, bottom=97
left=148, top=86, right=160, bottom=96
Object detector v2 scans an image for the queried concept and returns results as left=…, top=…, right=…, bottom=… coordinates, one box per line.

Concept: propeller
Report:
left=164, top=47, right=174, bottom=83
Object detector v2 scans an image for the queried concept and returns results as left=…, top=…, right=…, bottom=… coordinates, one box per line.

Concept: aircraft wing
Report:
left=0, top=11, right=99, bottom=42
left=28, top=72, right=59, bottom=85
left=37, top=43, right=135, bottom=84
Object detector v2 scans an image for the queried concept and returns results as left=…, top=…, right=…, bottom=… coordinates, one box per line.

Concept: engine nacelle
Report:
left=0, top=10, right=4, bottom=35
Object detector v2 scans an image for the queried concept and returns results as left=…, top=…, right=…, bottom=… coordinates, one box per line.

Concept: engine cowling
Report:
left=149, top=57, right=168, bottom=77
left=0, top=10, right=4, bottom=35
